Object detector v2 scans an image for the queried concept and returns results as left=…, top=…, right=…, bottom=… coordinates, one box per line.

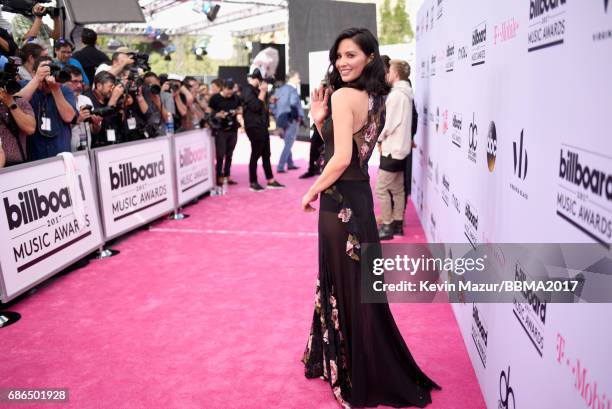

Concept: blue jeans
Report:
left=278, top=120, right=298, bottom=171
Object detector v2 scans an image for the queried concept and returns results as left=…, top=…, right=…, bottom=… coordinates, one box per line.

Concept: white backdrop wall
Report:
left=413, top=1, right=612, bottom=408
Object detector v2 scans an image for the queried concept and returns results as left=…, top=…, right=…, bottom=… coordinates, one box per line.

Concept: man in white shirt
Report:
left=63, top=65, right=101, bottom=150
left=376, top=59, right=414, bottom=240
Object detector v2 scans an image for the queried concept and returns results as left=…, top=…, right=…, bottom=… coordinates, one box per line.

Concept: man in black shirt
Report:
left=209, top=80, right=241, bottom=185
left=72, top=28, right=110, bottom=85
left=241, top=69, right=284, bottom=192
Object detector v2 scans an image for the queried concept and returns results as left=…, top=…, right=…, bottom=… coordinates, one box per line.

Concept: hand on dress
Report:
left=310, top=86, right=329, bottom=126
left=301, top=190, right=318, bottom=212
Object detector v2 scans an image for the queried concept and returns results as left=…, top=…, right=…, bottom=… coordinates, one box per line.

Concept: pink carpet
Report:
left=1, top=137, right=485, bottom=409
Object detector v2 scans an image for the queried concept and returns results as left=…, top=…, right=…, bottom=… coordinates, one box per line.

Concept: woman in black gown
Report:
left=300, top=28, right=441, bottom=408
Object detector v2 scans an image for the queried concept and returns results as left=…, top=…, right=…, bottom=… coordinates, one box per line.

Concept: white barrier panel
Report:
left=173, top=129, right=214, bottom=206
left=94, top=137, right=176, bottom=240
left=414, top=2, right=612, bottom=409
left=0, top=153, right=103, bottom=302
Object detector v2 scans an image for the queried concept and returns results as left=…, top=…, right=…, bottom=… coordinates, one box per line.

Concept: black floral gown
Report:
left=302, top=94, right=441, bottom=408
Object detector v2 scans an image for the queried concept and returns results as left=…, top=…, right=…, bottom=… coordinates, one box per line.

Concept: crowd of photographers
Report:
left=0, top=3, right=247, bottom=171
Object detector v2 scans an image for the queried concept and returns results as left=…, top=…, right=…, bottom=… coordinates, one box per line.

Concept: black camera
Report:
left=169, top=82, right=180, bottom=93
left=0, top=0, right=58, bottom=17
left=81, top=104, right=115, bottom=122
left=47, top=63, right=71, bottom=84
left=149, top=84, right=161, bottom=95
left=127, top=52, right=151, bottom=72
left=0, top=56, right=22, bottom=95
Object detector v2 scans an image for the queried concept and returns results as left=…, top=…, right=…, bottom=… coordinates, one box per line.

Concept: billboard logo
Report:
left=471, top=22, right=487, bottom=66
left=472, top=304, right=488, bottom=368
left=446, top=42, right=455, bottom=72
left=528, top=0, right=567, bottom=52
left=452, top=113, right=462, bottom=148
left=4, top=187, right=74, bottom=231
left=557, top=147, right=612, bottom=247
left=109, top=156, right=166, bottom=191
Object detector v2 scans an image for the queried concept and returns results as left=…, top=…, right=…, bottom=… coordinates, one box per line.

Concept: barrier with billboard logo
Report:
left=414, top=1, right=612, bottom=408
left=0, top=130, right=215, bottom=303
left=93, top=136, right=176, bottom=240
left=0, top=152, right=104, bottom=302
left=173, top=128, right=214, bottom=206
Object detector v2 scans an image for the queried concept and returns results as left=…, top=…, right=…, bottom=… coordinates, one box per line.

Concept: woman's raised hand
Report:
left=310, top=86, right=330, bottom=126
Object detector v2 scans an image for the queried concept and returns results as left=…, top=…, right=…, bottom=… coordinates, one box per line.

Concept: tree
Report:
left=379, top=0, right=414, bottom=45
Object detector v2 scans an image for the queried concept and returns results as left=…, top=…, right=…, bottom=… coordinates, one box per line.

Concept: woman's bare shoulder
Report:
left=331, top=88, right=368, bottom=106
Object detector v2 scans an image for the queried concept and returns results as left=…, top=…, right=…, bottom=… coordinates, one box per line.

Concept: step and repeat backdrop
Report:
left=0, top=130, right=214, bottom=303
left=413, top=1, right=611, bottom=408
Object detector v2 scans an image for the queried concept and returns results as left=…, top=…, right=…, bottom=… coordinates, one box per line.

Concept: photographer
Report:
left=11, top=2, right=61, bottom=49
left=85, top=70, right=124, bottom=147
left=179, top=76, right=204, bottom=131
left=242, top=68, right=284, bottom=191
left=54, top=39, right=89, bottom=87
left=143, top=71, right=167, bottom=137
left=14, top=56, right=76, bottom=160
left=16, top=42, right=46, bottom=81
left=0, top=58, right=36, bottom=166
left=119, top=68, right=150, bottom=141
left=209, top=80, right=241, bottom=185
left=63, top=64, right=99, bottom=151
left=160, top=76, right=185, bottom=132
left=95, top=51, right=134, bottom=77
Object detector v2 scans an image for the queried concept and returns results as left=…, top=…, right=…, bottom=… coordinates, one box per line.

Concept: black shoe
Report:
left=378, top=223, right=394, bottom=241
left=392, top=220, right=404, bottom=236
left=227, top=179, right=238, bottom=185
left=288, top=165, right=300, bottom=170
left=250, top=183, right=265, bottom=192
left=299, top=171, right=316, bottom=179
left=267, top=180, right=286, bottom=189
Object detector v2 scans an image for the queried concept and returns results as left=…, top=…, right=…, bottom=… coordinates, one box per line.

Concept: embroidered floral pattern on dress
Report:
left=338, top=208, right=352, bottom=223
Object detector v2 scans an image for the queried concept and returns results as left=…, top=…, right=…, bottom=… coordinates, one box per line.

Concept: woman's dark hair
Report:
left=326, top=28, right=390, bottom=96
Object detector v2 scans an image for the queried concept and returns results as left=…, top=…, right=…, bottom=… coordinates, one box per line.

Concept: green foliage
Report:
left=379, top=0, right=414, bottom=45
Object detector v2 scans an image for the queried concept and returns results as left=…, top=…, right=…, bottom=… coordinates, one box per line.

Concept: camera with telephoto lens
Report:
left=127, top=52, right=151, bottom=72
left=0, top=0, right=59, bottom=17
left=46, top=63, right=71, bottom=84
left=0, top=56, right=23, bottom=95
left=169, top=82, right=180, bottom=93
left=81, top=104, right=115, bottom=123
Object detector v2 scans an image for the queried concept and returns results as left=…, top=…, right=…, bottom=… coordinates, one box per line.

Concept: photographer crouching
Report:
left=15, top=55, right=76, bottom=161
left=0, top=56, right=36, bottom=168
